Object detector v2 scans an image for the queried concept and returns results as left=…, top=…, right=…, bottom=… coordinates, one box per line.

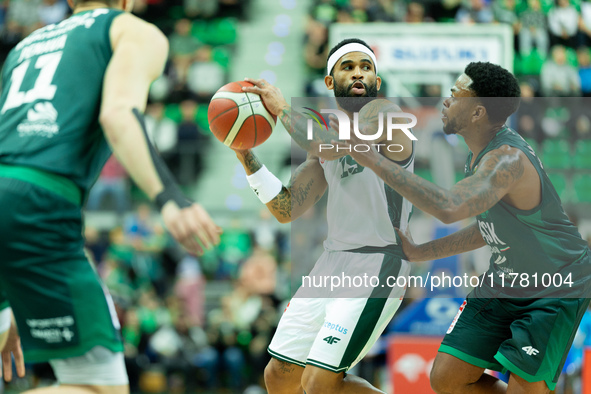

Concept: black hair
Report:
left=327, top=38, right=375, bottom=76
left=463, top=62, right=521, bottom=124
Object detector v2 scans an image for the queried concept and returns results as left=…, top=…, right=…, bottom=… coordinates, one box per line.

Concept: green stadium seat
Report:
left=572, top=173, right=591, bottom=203
left=573, top=140, right=591, bottom=169
left=205, top=19, right=238, bottom=46
left=191, top=20, right=208, bottom=43
left=541, top=139, right=571, bottom=169
left=164, top=104, right=182, bottom=124
left=546, top=172, right=567, bottom=201
left=566, top=47, right=579, bottom=67
left=520, top=49, right=546, bottom=75
left=212, top=46, right=232, bottom=70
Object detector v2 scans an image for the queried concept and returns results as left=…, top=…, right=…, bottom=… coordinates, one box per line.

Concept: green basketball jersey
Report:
left=465, top=127, right=591, bottom=297
left=0, top=8, right=124, bottom=195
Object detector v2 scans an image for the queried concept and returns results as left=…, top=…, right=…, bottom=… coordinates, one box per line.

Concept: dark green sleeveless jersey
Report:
left=0, top=8, right=124, bottom=194
left=466, top=127, right=591, bottom=298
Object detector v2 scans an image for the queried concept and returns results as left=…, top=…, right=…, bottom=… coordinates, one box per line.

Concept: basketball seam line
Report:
left=209, top=100, right=256, bottom=124
left=245, top=92, right=258, bottom=147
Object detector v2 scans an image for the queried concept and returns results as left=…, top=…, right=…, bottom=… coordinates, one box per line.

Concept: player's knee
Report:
left=301, top=368, right=342, bottom=394
left=264, top=359, right=300, bottom=392
left=430, top=361, right=452, bottom=394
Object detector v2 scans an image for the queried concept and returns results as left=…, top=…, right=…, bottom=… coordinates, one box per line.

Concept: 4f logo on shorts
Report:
left=522, top=346, right=539, bottom=356
left=323, top=336, right=341, bottom=345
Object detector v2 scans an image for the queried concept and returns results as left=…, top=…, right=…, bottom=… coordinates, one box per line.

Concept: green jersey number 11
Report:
left=1, top=51, right=63, bottom=114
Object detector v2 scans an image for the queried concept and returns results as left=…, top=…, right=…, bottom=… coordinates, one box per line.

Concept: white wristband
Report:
left=0, top=307, right=11, bottom=334
left=246, top=165, right=283, bottom=204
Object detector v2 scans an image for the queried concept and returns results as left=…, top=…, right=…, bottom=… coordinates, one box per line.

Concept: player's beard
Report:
left=334, top=80, right=378, bottom=113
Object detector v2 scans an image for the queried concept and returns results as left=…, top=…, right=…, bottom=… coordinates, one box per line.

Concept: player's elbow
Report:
left=99, top=106, right=134, bottom=141
left=438, top=209, right=461, bottom=225
left=273, top=214, right=292, bottom=224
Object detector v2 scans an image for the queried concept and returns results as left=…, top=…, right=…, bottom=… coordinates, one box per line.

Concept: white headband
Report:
left=326, top=43, right=378, bottom=76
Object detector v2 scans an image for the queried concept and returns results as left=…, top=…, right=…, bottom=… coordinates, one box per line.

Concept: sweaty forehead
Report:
left=337, top=51, right=374, bottom=67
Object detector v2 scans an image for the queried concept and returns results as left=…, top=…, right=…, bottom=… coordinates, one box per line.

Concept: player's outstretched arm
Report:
left=99, top=14, right=221, bottom=255
left=241, top=78, right=346, bottom=161
left=397, top=222, right=486, bottom=262
left=335, top=137, right=525, bottom=224
left=234, top=150, right=327, bottom=223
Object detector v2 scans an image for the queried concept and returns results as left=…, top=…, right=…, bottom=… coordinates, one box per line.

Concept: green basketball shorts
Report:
left=0, top=169, right=123, bottom=362
left=439, top=295, right=589, bottom=390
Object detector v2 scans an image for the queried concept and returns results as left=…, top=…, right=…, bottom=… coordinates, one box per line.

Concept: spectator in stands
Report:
left=541, top=45, right=581, bottom=96
left=87, top=155, right=130, bottom=214
left=311, top=0, right=338, bottom=24
left=145, top=102, right=178, bottom=154
left=374, top=0, right=407, bottom=22
left=517, top=81, right=546, bottom=144
left=169, top=18, right=203, bottom=85
left=519, top=0, right=549, bottom=58
left=304, top=18, right=329, bottom=74
left=38, top=0, right=69, bottom=26
left=187, top=45, right=226, bottom=101
left=174, top=254, right=206, bottom=327
left=175, top=99, right=208, bottom=184
left=578, top=47, right=591, bottom=97
left=184, top=0, right=218, bottom=19
left=579, top=0, right=591, bottom=47
left=7, top=0, right=42, bottom=36
left=548, top=0, right=579, bottom=48
left=455, top=0, right=494, bottom=24
left=493, top=0, right=520, bottom=36
left=405, top=2, right=430, bottom=23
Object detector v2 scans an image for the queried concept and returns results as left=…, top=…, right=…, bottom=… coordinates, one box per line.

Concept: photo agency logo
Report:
left=303, top=107, right=418, bottom=153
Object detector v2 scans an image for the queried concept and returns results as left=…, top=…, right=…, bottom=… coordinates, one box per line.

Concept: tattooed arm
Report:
left=341, top=143, right=526, bottom=224
left=234, top=150, right=327, bottom=224
left=397, top=223, right=486, bottom=262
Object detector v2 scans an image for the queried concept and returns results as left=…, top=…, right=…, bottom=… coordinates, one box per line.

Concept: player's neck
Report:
left=74, top=2, right=120, bottom=13
left=464, top=124, right=504, bottom=158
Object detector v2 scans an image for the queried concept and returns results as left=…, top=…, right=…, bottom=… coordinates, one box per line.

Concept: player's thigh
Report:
left=430, top=351, right=486, bottom=388
left=23, top=385, right=129, bottom=394
left=268, top=296, right=327, bottom=367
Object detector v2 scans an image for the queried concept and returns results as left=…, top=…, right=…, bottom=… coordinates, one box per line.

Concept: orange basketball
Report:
left=208, top=81, right=277, bottom=149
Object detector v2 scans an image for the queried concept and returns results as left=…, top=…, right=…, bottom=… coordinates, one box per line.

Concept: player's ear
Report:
left=67, top=0, right=75, bottom=9
left=376, top=76, right=382, bottom=91
left=325, top=75, right=334, bottom=90
left=472, top=104, right=487, bottom=123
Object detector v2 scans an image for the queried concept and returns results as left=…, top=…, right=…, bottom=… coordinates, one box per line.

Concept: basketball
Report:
left=208, top=81, right=277, bottom=149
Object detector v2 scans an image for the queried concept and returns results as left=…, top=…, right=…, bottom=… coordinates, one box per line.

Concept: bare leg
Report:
left=506, top=373, right=550, bottom=394
left=23, top=385, right=129, bottom=394
left=265, top=358, right=305, bottom=394
left=430, top=352, right=507, bottom=394
left=301, top=365, right=384, bottom=394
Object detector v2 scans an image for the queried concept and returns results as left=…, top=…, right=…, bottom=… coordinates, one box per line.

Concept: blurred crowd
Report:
left=82, top=204, right=290, bottom=393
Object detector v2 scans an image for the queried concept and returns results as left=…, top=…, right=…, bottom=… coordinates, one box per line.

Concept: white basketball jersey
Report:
left=319, top=152, right=414, bottom=251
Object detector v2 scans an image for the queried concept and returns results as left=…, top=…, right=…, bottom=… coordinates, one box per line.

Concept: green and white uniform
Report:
left=268, top=152, right=414, bottom=373
left=0, top=9, right=124, bottom=365
left=440, top=127, right=591, bottom=390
